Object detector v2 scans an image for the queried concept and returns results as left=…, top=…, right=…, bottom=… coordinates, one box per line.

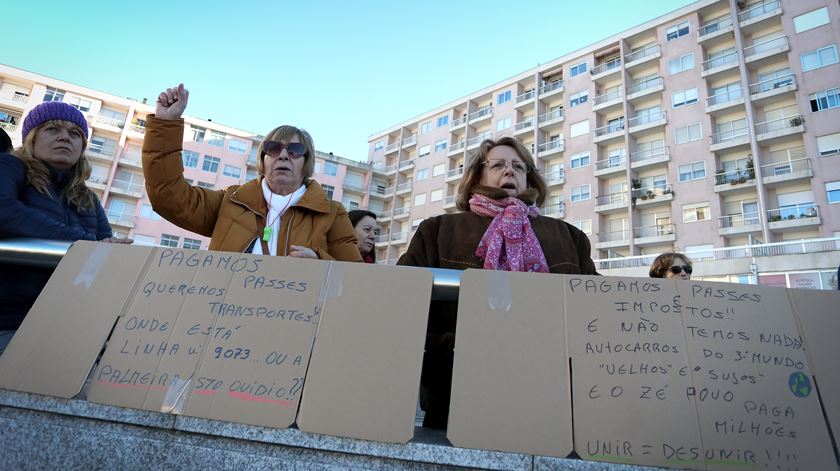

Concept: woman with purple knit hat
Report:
left=0, top=101, right=131, bottom=351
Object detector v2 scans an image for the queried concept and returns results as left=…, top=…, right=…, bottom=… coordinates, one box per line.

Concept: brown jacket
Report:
left=142, top=115, right=362, bottom=262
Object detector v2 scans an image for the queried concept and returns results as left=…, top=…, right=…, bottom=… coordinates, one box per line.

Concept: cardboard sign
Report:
left=297, top=263, right=432, bottom=443
left=447, top=269, right=574, bottom=457
left=0, top=242, right=151, bottom=398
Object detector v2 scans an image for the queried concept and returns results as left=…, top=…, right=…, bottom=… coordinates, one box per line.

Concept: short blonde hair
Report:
left=257, top=125, right=315, bottom=181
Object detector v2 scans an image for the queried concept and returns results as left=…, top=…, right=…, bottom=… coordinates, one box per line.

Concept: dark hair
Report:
left=649, top=252, right=693, bottom=278
left=0, top=127, right=12, bottom=153
left=456, top=137, right=547, bottom=211
left=348, top=209, right=377, bottom=227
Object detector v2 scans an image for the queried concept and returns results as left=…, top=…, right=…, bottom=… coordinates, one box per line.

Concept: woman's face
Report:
left=665, top=257, right=692, bottom=280
left=478, top=145, right=528, bottom=197
left=354, top=215, right=377, bottom=255
left=262, top=135, right=306, bottom=194
left=32, top=121, right=85, bottom=171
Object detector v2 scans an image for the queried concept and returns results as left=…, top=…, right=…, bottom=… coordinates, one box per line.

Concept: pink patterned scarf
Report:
left=470, top=193, right=549, bottom=273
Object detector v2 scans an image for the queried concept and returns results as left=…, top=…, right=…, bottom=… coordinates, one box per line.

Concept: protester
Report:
left=348, top=209, right=377, bottom=263
left=142, top=84, right=361, bottom=262
left=398, top=137, right=597, bottom=428
left=0, top=102, right=131, bottom=352
left=0, top=127, right=12, bottom=153
left=649, top=252, right=693, bottom=280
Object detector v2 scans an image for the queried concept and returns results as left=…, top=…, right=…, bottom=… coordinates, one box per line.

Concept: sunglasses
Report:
left=263, top=141, right=306, bottom=158
left=669, top=265, right=693, bottom=275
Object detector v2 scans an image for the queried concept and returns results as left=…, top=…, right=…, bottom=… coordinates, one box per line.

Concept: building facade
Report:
left=366, top=0, right=840, bottom=288
left=0, top=64, right=375, bottom=250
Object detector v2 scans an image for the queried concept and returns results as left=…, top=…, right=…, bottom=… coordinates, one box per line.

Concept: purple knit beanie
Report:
left=22, top=101, right=89, bottom=142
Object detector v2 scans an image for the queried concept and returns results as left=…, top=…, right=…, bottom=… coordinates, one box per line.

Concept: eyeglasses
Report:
left=263, top=141, right=306, bottom=159
left=482, top=159, right=529, bottom=175
left=669, top=265, right=693, bottom=275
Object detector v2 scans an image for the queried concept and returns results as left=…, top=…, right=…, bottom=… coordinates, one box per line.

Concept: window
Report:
left=669, top=53, right=694, bottom=74
left=208, top=130, right=226, bottom=147
left=43, top=87, right=65, bottom=102
left=160, top=234, right=180, bottom=247
left=197, top=181, right=214, bottom=189
left=183, top=238, right=202, bottom=250
left=497, top=90, right=511, bottom=105
left=223, top=164, right=241, bottom=178
left=229, top=139, right=247, bottom=153
left=246, top=169, right=258, bottom=180
left=89, top=136, right=116, bottom=156
left=66, top=97, right=92, bottom=112
left=826, top=181, right=840, bottom=204
left=430, top=189, right=443, bottom=202
left=414, top=193, right=426, bottom=206
left=809, top=87, right=840, bottom=112
left=794, top=8, right=830, bottom=34
left=373, top=140, right=384, bottom=151
left=181, top=150, right=199, bottom=168
left=682, top=202, right=711, bottom=223
left=433, top=163, right=446, bottom=177
left=435, top=139, right=447, bottom=152
left=322, top=184, right=334, bottom=199
left=570, top=152, right=591, bottom=169
left=189, top=126, right=206, bottom=142
left=314, top=162, right=322, bottom=174
left=679, top=161, right=706, bottom=182
left=569, top=90, right=589, bottom=107
left=411, top=219, right=423, bottom=230
left=571, top=219, right=592, bottom=235
left=817, top=132, right=840, bottom=157
left=417, top=145, right=430, bottom=158
left=801, top=45, right=839, bottom=72
left=571, top=184, right=591, bottom=202
left=420, top=121, right=432, bottom=134
left=139, top=204, right=161, bottom=220
left=672, top=87, right=698, bottom=108
left=132, top=234, right=157, bottom=246
left=570, top=62, right=587, bottom=77
left=99, top=108, right=125, bottom=122
left=570, top=120, right=590, bottom=138
left=496, top=117, right=511, bottom=131
left=416, top=168, right=428, bottom=181
left=666, top=21, right=690, bottom=41
left=324, top=161, right=338, bottom=176
left=675, top=123, right=702, bottom=144
left=437, top=115, right=449, bottom=127
left=202, top=156, right=220, bottom=173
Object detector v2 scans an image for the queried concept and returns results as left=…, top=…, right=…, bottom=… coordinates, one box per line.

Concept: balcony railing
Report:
left=445, top=167, right=464, bottom=179
left=595, top=192, right=628, bottom=206
left=516, top=90, right=535, bottom=103
left=384, top=142, right=400, bottom=153
left=391, top=207, right=410, bottom=218
left=542, top=170, right=565, bottom=185
left=111, top=180, right=144, bottom=195
left=128, top=123, right=146, bottom=134
left=0, top=122, right=17, bottom=133
left=628, top=110, right=665, bottom=127
left=450, top=115, right=467, bottom=128
left=538, top=109, right=564, bottom=124
left=398, top=159, right=415, bottom=170
left=540, top=202, right=565, bottom=217
left=702, top=51, right=738, bottom=71
left=624, top=44, right=659, bottom=63
left=634, top=224, right=674, bottom=238
left=87, top=144, right=116, bottom=157
left=94, top=116, right=126, bottom=128
left=514, top=117, right=535, bottom=131
left=597, top=229, right=630, bottom=243
left=537, top=139, right=564, bottom=153
left=591, top=59, right=621, bottom=76
left=760, top=157, right=810, bottom=178
left=443, top=195, right=456, bottom=207
left=595, top=155, right=626, bottom=171
left=630, top=146, right=668, bottom=163
left=698, top=15, right=733, bottom=37
left=593, top=87, right=622, bottom=106
left=467, top=131, right=493, bottom=147
left=715, top=168, right=755, bottom=185
left=0, top=93, right=30, bottom=105
left=538, top=80, right=564, bottom=95
left=390, top=231, right=409, bottom=242
left=632, top=183, right=673, bottom=200
left=594, top=121, right=624, bottom=137
left=710, top=127, right=749, bottom=145
left=449, top=140, right=466, bottom=152
left=749, top=74, right=795, bottom=95
left=86, top=175, right=108, bottom=185
left=743, top=36, right=788, bottom=58
left=401, top=134, right=417, bottom=146
left=738, top=0, right=781, bottom=22
left=395, top=182, right=413, bottom=193
left=719, top=212, right=761, bottom=229
left=755, top=114, right=803, bottom=135
left=626, top=77, right=662, bottom=96
left=468, top=107, right=493, bottom=121
left=706, top=88, right=743, bottom=107
left=767, top=203, right=818, bottom=222
left=371, top=162, right=396, bottom=174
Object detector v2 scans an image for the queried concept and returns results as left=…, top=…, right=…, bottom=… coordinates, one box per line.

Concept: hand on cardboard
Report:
left=155, top=84, right=189, bottom=120
left=288, top=245, right=317, bottom=259
left=100, top=236, right=134, bottom=244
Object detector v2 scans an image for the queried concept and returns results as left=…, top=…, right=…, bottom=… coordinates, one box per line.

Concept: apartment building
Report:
left=0, top=64, right=375, bottom=250
left=366, top=0, right=840, bottom=288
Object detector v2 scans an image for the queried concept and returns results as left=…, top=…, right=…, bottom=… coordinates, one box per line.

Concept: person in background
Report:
left=0, top=127, right=12, bottom=153
left=143, top=84, right=361, bottom=262
left=348, top=209, right=377, bottom=263
left=649, top=252, right=693, bottom=280
left=398, top=137, right=597, bottom=428
left=0, top=102, right=131, bottom=354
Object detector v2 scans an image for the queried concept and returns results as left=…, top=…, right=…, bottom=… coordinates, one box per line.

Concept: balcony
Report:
left=626, top=77, right=663, bottom=101
left=127, top=123, right=146, bottom=135
left=593, top=122, right=625, bottom=144
left=718, top=212, right=762, bottom=237
left=110, top=179, right=144, bottom=198
left=443, top=195, right=457, bottom=211
left=118, top=156, right=142, bottom=169
left=450, top=115, right=467, bottom=130
left=709, top=128, right=750, bottom=152
left=591, top=59, right=622, bottom=81
left=537, top=109, right=564, bottom=131
left=749, top=74, right=796, bottom=103
left=389, top=230, right=409, bottom=245
left=705, top=89, right=744, bottom=115
left=624, top=44, right=660, bottom=68
left=85, top=144, right=115, bottom=162
left=627, top=110, right=666, bottom=134
left=448, top=140, right=466, bottom=155
left=371, top=162, right=397, bottom=176
left=630, top=146, right=669, bottom=169
left=468, top=107, right=493, bottom=124
left=392, top=206, right=410, bottom=221
left=342, top=181, right=367, bottom=195
left=540, top=202, right=565, bottom=218
left=369, top=185, right=394, bottom=200
left=701, top=52, right=739, bottom=77
left=0, top=92, right=30, bottom=109
left=395, top=181, right=413, bottom=195
left=714, top=168, right=756, bottom=192
left=106, top=213, right=135, bottom=229
left=592, top=88, right=623, bottom=112
left=86, top=175, right=108, bottom=191
left=634, top=224, right=676, bottom=246
left=93, top=115, right=126, bottom=130
left=632, top=184, right=673, bottom=206
left=743, top=36, right=789, bottom=67
left=536, top=139, right=564, bottom=159
left=738, top=0, right=782, bottom=29
left=384, top=142, right=400, bottom=154
left=374, top=233, right=390, bottom=247
left=595, top=229, right=630, bottom=250
left=401, top=134, right=417, bottom=148
left=467, top=131, right=493, bottom=150
left=767, top=204, right=820, bottom=232
left=515, top=89, right=536, bottom=107
left=538, top=80, right=564, bottom=98
left=760, top=157, right=813, bottom=186
left=543, top=170, right=565, bottom=187
left=397, top=158, right=415, bottom=173
left=698, top=15, right=734, bottom=43
left=595, top=192, right=629, bottom=213
left=514, top=117, right=535, bottom=136
left=375, top=209, right=393, bottom=223
left=0, top=122, right=18, bottom=134
left=445, top=167, right=464, bottom=183
left=594, top=155, right=626, bottom=177
left=755, top=114, right=804, bottom=142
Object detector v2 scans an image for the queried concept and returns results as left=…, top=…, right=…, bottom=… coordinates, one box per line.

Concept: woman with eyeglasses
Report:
left=142, top=84, right=361, bottom=262
left=648, top=252, right=693, bottom=280
left=398, top=137, right=597, bottom=428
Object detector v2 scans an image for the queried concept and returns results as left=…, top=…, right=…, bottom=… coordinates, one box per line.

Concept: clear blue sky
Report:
left=5, top=0, right=695, bottom=161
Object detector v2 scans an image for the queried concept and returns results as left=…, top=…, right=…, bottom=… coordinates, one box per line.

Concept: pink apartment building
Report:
left=365, top=0, right=840, bottom=289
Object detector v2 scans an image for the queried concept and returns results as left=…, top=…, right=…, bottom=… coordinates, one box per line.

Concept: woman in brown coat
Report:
left=143, top=84, right=361, bottom=262
left=398, top=137, right=597, bottom=428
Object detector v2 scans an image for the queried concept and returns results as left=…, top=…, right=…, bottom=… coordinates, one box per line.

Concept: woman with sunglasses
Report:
left=398, top=137, right=597, bottom=428
left=648, top=252, right=693, bottom=280
left=142, top=84, right=361, bottom=262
